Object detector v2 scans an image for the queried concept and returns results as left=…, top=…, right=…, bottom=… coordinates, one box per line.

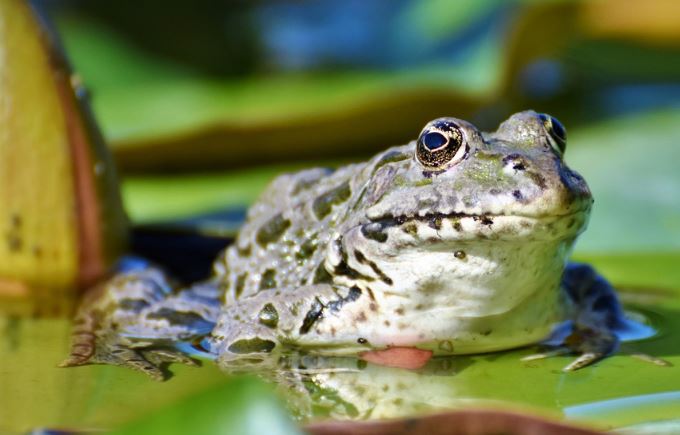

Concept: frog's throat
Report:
left=322, top=234, right=572, bottom=355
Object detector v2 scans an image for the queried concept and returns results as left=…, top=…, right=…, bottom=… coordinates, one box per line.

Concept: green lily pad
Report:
left=111, top=376, right=301, bottom=435
left=567, top=109, right=680, bottom=253
left=1, top=251, right=679, bottom=432
left=2, top=4, right=676, bottom=433
left=0, top=315, right=224, bottom=432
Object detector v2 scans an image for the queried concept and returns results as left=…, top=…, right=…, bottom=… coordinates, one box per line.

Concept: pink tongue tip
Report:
left=359, top=346, right=433, bottom=370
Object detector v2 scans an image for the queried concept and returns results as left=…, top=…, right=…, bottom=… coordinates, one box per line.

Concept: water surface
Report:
left=1, top=253, right=679, bottom=433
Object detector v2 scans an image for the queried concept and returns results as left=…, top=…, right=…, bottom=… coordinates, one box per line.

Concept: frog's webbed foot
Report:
left=61, top=261, right=220, bottom=380
left=522, top=326, right=672, bottom=370
left=61, top=330, right=200, bottom=381
left=524, top=263, right=671, bottom=371
left=522, top=326, right=618, bottom=371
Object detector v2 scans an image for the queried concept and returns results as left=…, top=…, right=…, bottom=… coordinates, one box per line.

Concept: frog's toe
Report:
left=523, top=326, right=618, bottom=370
left=521, top=347, right=571, bottom=362
left=100, top=343, right=200, bottom=381
left=521, top=346, right=606, bottom=371
left=107, top=346, right=168, bottom=381
left=562, top=352, right=604, bottom=371
left=629, top=352, right=672, bottom=367
left=61, top=330, right=196, bottom=381
left=103, top=340, right=203, bottom=380
left=59, top=341, right=96, bottom=367
left=60, top=317, right=100, bottom=368
left=141, top=348, right=200, bottom=367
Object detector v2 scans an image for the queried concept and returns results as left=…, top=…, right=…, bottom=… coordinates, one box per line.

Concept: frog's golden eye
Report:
left=416, top=119, right=467, bottom=170
left=538, top=113, right=567, bottom=154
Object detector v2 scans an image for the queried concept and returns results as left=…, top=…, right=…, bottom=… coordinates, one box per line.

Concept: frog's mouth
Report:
left=364, top=210, right=589, bottom=242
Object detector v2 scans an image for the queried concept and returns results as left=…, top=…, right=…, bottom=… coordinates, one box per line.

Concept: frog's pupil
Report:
left=422, top=132, right=447, bottom=150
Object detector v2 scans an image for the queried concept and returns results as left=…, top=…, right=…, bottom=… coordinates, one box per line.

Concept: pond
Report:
left=1, top=253, right=679, bottom=433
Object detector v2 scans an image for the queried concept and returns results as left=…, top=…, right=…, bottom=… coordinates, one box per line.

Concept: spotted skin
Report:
left=63, top=111, right=653, bottom=379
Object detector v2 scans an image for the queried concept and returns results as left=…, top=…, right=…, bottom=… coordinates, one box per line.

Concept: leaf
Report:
left=568, top=109, right=680, bottom=253
left=110, top=375, right=302, bottom=435
left=0, top=0, right=127, bottom=309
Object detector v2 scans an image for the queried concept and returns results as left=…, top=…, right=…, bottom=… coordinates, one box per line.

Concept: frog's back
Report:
left=216, top=162, right=367, bottom=301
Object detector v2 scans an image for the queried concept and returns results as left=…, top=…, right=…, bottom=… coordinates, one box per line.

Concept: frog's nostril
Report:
left=503, top=154, right=528, bottom=171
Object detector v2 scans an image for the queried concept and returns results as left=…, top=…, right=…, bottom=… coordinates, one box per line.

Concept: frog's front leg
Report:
left=61, top=261, right=222, bottom=380
left=524, top=263, right=626, bottom=370
left=207, top=284, right=370, bottom=368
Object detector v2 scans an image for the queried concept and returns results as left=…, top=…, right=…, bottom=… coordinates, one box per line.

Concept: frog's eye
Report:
left=538, top=113, right=567, bottom=154
left=416, top=119, right=467, bottom=170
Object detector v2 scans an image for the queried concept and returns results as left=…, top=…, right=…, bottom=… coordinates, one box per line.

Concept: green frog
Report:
left=62, top=111, right=642, bottom=380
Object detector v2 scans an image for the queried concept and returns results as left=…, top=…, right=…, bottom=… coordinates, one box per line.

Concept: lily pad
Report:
left=111, top=376, right=301, bottom=435
left=567, top=109, right=680, bottom=253
left=1, top=251, right=679, bottom=432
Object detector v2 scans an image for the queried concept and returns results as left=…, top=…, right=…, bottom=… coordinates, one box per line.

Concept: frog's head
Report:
left=329, top=111, right=593, bottom=327
left=357, top=110, right=592, bottom=243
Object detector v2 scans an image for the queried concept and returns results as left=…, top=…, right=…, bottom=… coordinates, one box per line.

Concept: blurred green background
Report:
left=35, top=0, right=680, bottom=258
left=1, top=0, right=679, bottom=433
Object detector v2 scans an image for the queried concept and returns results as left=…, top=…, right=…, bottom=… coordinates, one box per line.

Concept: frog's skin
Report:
left=63, top=111, right=630, bottom=380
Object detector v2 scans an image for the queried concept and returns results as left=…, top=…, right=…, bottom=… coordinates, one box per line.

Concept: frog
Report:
left=62, top=110, right=642, bottom=380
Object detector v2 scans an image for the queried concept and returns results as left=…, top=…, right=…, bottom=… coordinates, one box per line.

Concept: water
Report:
left=1, top=253, right=679, bottom=432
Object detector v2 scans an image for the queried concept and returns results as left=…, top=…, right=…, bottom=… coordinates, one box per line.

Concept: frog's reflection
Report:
left=218, top=352, right=474, bottom=420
